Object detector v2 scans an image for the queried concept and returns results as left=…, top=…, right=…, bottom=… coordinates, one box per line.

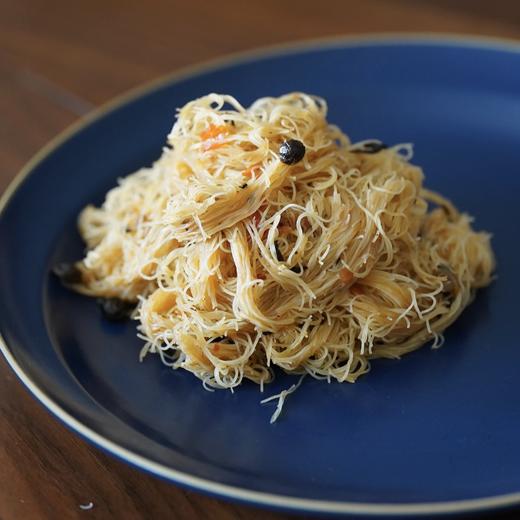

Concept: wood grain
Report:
left=1, top=1, right=519, bottom=518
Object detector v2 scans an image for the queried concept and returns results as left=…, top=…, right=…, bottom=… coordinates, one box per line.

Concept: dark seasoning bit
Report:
left=52, top=262, right=134, bottom=321
left=97, top=297, right=135, bottom=321
left=52, top=262, right=83, bottom=284
left=279, top=139, right=306, bottom=165
left=351, top=141, right=388, bottom=154
left=161, top=346, right=178, bottom=358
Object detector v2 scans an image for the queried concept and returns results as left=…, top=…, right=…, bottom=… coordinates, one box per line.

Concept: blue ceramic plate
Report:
left=1, top=35, right=520, bottom=517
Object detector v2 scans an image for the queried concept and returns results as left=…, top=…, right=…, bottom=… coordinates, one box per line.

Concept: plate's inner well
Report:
left=1, top=40, right=520, bottom=507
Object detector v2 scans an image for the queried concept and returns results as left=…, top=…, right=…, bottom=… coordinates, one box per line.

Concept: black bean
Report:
left=97, top=297, right=134, bottom=321
left=279, top=139, right=306, bottom=165
left=351, top=141, right=388, bottom=154
left=240, top=183, right=248, bottom=189
left=52, top=262, right=83, bottom=284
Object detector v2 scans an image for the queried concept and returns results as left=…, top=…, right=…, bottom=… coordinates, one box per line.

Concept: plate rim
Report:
left=1, top=33, right=520, bottom=516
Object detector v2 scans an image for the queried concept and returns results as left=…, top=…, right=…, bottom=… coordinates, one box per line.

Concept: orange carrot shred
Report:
left=339, top=268, right=354, bottom=284
left=244, top=165, right=261, bottom=179
left=203, top=141, right=226, bottom=151
left=200, top=124, right=228, bottom=140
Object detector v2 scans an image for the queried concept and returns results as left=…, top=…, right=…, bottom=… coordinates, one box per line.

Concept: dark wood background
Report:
left=1, top=1, right=520, bottom=518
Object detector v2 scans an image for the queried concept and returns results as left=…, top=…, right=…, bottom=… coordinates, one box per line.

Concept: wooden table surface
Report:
left=1, top=1, right=520, bottom=518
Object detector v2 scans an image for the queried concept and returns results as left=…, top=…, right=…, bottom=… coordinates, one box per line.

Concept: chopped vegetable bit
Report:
left=200, top=124, right=229, bottom=140
left=339, top=267, right=354, bottom=284
left=279, top=139, right=306, bottom=165
left=351, top=141, right=388, bottom=154
left=243, top=165, right=261, bottom=179
left=205, top=142, right=226, bottom=151
left=200, top=124, right=231, bottom=151
left=52, top=262, right=83, bottom=284
left=97, top=297, right=134, bottom=321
